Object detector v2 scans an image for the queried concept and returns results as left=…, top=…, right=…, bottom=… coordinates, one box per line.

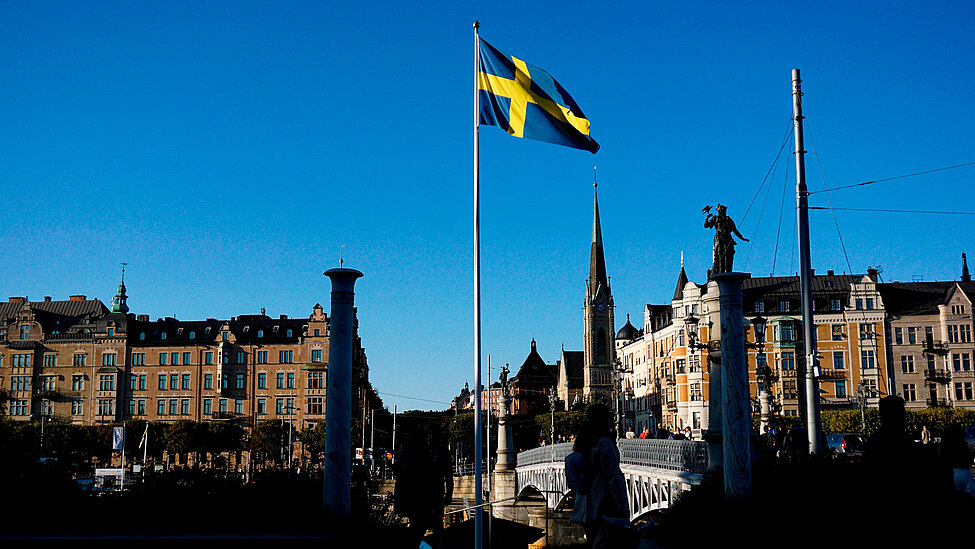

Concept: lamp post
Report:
left=746, top=316, right=770, bottom=432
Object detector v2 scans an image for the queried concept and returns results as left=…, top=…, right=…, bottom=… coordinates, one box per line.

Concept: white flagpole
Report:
left=472, top=19, right=484, bottom=549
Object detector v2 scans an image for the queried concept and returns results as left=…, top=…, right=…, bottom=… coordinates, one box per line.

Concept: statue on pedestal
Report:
left=704, top=204, right=748, bottom=275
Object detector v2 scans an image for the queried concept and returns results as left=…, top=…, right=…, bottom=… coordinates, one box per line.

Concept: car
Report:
left=826, top=433, right=865, bottom=457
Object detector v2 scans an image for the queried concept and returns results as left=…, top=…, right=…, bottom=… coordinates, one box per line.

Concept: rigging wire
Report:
left=806, top=121, right=854, bottom=275
left=741, top=121, right=795, bottom=224
left=743, top=135, right=785, bottom=271
left=771, top=148, right=792, bottom=276
left=378, top=391, right=451, bottom=405
left=807, top=161, right=975, bottom=195
left=809, top=207, right=975, bottom=215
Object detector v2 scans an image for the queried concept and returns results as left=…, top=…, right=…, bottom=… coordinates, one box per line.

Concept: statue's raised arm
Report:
left=705, top=204, right=747, bottom=275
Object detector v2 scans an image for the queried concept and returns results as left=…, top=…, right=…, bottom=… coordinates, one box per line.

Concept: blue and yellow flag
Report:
left=478, top=39, right=599, bottom=154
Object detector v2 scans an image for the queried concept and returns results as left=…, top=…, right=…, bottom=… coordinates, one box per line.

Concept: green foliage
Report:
left=299, top=421, right=327, bottom=465
left=535, top=411, right=586, bottom=443
left=905, top=408, right=975, bottom=436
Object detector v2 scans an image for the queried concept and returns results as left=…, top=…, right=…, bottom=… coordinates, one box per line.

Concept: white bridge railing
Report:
left=515, top=438, right=708, bottom=519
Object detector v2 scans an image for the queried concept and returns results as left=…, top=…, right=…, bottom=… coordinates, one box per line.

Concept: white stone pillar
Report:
left=713, top=272, right=751, bottom=501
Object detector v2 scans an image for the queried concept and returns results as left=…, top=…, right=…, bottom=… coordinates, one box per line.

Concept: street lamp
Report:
left=747, top=315, right=772, bottom=432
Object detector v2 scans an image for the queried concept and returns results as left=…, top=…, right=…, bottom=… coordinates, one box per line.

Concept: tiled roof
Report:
left=560, top=350, right=584, bottom=389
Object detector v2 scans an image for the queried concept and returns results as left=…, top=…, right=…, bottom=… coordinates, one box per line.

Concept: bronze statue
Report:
left=704, top=204, right=748, bottom=275
left=499, top=363, right=510, bottom=394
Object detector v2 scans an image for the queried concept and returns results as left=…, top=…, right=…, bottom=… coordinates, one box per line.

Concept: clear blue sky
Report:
left=3, top=2, right=974, bottom=412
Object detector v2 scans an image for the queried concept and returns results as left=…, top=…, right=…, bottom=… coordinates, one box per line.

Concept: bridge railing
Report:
left=517, top=439, right=708, bottom=473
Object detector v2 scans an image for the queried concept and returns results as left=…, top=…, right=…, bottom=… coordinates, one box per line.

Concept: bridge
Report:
left=514, top=438, right=708, bottom=520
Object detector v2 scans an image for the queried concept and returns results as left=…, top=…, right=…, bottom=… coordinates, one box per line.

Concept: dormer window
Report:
left=258, top=330, right=264, bottom=338
left=243, top=326, right=250, bottom=333
left=273, top=326, right=279, bottom=333
left=222, top=332, right=228, bottom=341
left=161, top=332, right=167, bottom=340
left=189, top=331, right=196, bottom=340
left=205, top=327, right=211, bottom=334
left=107, top=328, right=115, bottom=337
left=177, top=328, right=184, bottom=335
left=139, top=332, right=146, bottom=341
left=286, top=329, right=293, bottom=338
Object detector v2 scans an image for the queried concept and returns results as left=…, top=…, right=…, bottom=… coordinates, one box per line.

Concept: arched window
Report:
left=258, top=330, right=264, bottom=338
left=597, top=328, right=607, bottom=358
left=189, top=331, right=196, bottom=340
left=161, top=332, right=167, bottom=340
left=139, top=332, right=145, bottom=341
left=286, top=329, right=293, bottom=338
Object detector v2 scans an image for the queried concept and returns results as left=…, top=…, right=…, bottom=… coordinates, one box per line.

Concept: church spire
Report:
left=111, top=262, right=129, bottom=314
left=589, top=168, right=608, bottom=296
left=963, top=253, right=971, bottom=282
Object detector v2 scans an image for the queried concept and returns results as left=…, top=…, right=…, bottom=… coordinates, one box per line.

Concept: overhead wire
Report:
left=807, top=161, right=975, bottom=195
left=771, top=144, right=792, bottom=276
left=742, top=122, right=794, bottom=270
left=809, top=207, right=975, bottom=215
left=806, top=121, right=854, bottom=275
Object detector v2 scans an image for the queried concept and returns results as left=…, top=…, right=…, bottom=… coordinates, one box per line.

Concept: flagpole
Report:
left=472, top=19, right=484, bottom=549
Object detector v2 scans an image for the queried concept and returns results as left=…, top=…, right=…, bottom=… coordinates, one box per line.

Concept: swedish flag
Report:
left=478, top=39, right=599, bottom=154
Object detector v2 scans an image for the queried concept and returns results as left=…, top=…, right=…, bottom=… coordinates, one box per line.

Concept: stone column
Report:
left=712, top=272, right=751, bottom=501
left=493, top=390, right=518, bottom=521
left=702, top=281, right=723, bottom=471
left=322, top=268, right=363, bottom=517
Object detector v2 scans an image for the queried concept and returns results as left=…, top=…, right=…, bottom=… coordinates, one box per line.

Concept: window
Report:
left=967, top=382, right=974, bottom=401
left=780, top=324, right=796, bottom=342
left=835, top=381, right=847, bottom=398
left=276, top=372, right=285, bottom=389
left=12, top=353, right=31, bottom=367
left=169, top=375, right=178, bottom=391
left=832, top=325, right=844, bottom=341
left=101, top=353, right=116, bottom=366
left=137, top=400, right=145, bottom=415
left=171, top=352, right=179, bottom=365
left=861, top=350, right=876, bottom=369
left=183, top=352, right=191, bottom=365
left=159, top=353, right=167, bottom=366
left=139, top=332, right=145, bottom=341
left=237, top=351, right=246, bottom=364
left=286, top=329, right=293, bottom=338
left=287, top=372, right=295, bottom=389
left=859, top=323, right=874, bottom=339
left=257, top=330, right=264, bottom=338
left=43, top=354, right=56, bottom=367
left=833, top=352, right=845, bottom=370
left=279, top=350, right=293, bottom=364
left=962, top=325, right=973, bottom=343
left=965, top=354, right=972, bottom=371
left=956, top=383, right=964, bottom=401
left=99, top=374, right=116, bottom=391
left=160, top=332, right=167, bottom=340
left=204, top=373, right=213, bottom=390
left=72, top=400, right=84, bottom=416
left=129, top=374, right=138, bottom=391
left=20, top=325, right=29, bottom=339
left=181, top=399, right=190, bottom=415
left=222, top=332, right=228, bottom=342
left=829, top=299, right=841, bottom=311
left=222, top=351, right=229, bottom=364
left=307, top=397, right=324, bottom=414
left=953, top=354, right=962, bottom=371
left=901, top=355, right=915, bottom=373
left=895, top=328, right=903, bottom=345
left=952, top=304, right=967, bottom=315
left=128, top=399, right=136, bottom=416
left=948, top=325, right=960, bottom=343
left=73, top=353, right=86, bottom=367
left=222, top=373, right=229, bottom=389
left=203, top=399, right=212, bottom=414
left=72, top=374, right=85, bottom=391
left=307, top=371, right=324, bottom=389
left=780, top=352, right=795, bottom=370
left=276, top=399, right=284, bottom=415
left=257, top=351, right=268, bottom=364
left=235, top=399, right=243, bottom=414
left=855, top=299, right=863, bottom=310
left=169, top=400, right=178, bottom=415
left=257, top=398, right=267, bottom=415
left=311, top=350, right=322, bottom=363
left=754, top=301, right=765, bottom=313
left=158, top=400, right=166, bottom=415
left=205, top=352, right=213, bottom=365
left=189, top=331, right=196, bottom=340
left=236, top=373, right=245, bottom=390
left=866, top=298, right=874, bottom=309
left=219, top=399, right=227, bottom=413
left=11, top=376, right=30, bottom=392
left=928, top=354, right=936, bottom=371
left=904, top=384, right=917, bottom=402
left=98, top=399, right=114, bottom=417
left=908, top=327, right=917, bottom=345
left=779, top=300, right=789, bottom=312
left=181, top=373, right=191, bottom=390
left=158, top=374, right=167, bottom=390
left=258, top=372, right=267, bottom=389
left=133, top=353, right=145, bottom=366
left=10, top=399, right=29, bottom=416
left=314, top=329, right=321, bottom=336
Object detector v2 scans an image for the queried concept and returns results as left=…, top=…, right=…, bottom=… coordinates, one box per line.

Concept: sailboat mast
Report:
left=793, top=68, right=822, bottom=455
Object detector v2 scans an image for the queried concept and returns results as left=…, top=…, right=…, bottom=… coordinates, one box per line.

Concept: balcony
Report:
left=926, top=398, right=949, bottom=408
left=922, top=341, right=949, bottom=355
left=211, top=411, right=237, bottom=420
left=818, top=368, right=848, bottom=381
left=821, top=397, right=856, bottom=409
left=923, top=369, right=952, bottom=383
left=45, top=332, right=95, bottom=342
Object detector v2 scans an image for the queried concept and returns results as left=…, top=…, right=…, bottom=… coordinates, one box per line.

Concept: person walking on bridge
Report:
left=569, top=403, right=632, bottom=549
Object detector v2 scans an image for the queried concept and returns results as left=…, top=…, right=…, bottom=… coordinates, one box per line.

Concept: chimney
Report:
left=44, top=296, right=52, bottom=302
left=280, top=314, right=288, bottom=320
left=8, top=297, right=25, bottom=303
left=827, top=270, right=834, bottom=276
left=137, top=314, right=149, bottom=322
left=69, top=295, right=86, bottom=301
left=866, top=268, right=878, bottom=282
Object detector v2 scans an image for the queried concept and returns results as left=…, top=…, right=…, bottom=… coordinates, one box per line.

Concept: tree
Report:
left=250, top=420, right=286, bottom=468
left=299, top=421, right=327, bottom=466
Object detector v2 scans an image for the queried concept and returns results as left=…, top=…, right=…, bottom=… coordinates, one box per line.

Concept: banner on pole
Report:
left=112, top=426, right=125, bottom=450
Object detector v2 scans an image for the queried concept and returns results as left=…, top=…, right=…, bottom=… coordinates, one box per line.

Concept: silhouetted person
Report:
left=569, top=403, right=632, bottom=549
left=394, top=427, right=454, bottom=546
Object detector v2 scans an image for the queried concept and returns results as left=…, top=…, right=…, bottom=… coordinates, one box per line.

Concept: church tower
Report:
left=111, top=263, right=129, bottom=314
left=583, top=180, right=615, bottom=401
